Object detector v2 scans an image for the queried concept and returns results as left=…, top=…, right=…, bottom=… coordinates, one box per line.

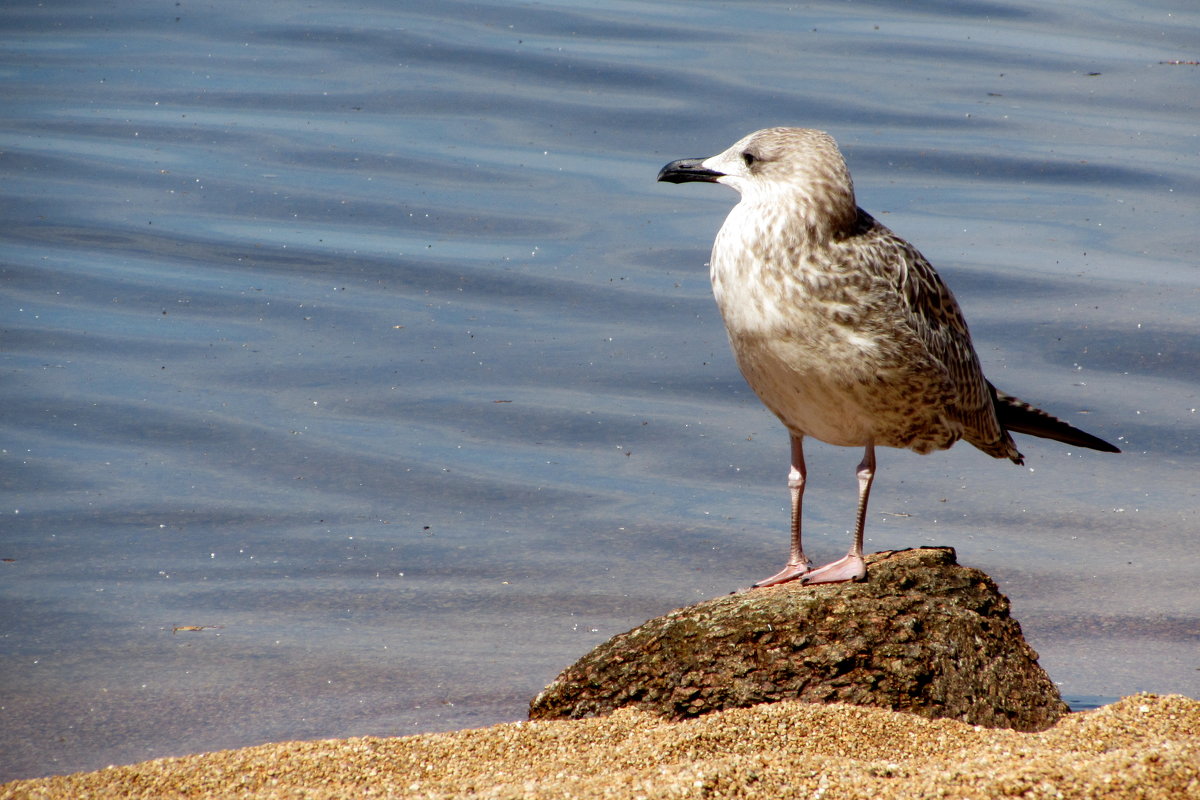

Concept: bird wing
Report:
left=855, top=212, right=1021, bottom=461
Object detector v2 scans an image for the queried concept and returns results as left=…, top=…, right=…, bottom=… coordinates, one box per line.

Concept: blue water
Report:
left=2, top=0, right=1198, bottom=781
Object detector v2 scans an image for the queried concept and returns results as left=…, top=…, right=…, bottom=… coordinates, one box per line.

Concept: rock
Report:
left=530, top=547, right=1069, bottom=732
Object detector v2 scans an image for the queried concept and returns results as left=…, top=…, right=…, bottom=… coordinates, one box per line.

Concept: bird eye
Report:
left=742, top=151, right=757, bottom=167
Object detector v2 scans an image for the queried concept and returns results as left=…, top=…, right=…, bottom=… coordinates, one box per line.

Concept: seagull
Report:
left=657, top=127, right=1119, bottom=587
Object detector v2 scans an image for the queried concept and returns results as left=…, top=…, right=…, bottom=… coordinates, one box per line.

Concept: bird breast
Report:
left=708, top=203, right=917, bottom=446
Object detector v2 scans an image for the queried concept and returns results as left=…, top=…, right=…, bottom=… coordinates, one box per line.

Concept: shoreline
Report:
left=3, top=693, right=1196, bottom=799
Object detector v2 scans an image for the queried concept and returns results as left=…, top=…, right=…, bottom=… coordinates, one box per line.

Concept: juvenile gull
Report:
left=658, top=127, right=1119, bottom=587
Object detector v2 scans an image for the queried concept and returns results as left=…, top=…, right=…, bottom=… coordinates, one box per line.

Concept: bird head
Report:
left=658, top=127, right=858, bottom=235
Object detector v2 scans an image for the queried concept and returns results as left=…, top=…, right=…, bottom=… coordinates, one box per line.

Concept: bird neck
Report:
left=744, top=186, right=858, bottom=244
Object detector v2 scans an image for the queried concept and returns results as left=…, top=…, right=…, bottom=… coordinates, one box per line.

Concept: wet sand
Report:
left=3, top=693, right=1195, bottom=799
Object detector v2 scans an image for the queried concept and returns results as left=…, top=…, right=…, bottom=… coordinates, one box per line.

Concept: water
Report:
left=2, top=0, right=1198, bottom=781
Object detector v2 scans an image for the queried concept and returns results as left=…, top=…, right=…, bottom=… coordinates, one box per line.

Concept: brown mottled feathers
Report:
left=691, top=127, right=1119, bottom=462
left=658, top=126, right=1119, bottom=588
left=842, top=209, right=1118, bottom=463
left=850, top=209, right=1025, bottom=462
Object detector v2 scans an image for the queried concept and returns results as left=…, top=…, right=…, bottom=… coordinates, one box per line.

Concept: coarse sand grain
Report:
left=3, top=694, right=1197, bottom=799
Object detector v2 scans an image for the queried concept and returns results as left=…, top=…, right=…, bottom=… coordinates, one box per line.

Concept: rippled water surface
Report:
left=2, top=0, right=1198, bottom=781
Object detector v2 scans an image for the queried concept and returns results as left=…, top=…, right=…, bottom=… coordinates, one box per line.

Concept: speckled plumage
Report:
left=658, top=127, right=1119, bottom=587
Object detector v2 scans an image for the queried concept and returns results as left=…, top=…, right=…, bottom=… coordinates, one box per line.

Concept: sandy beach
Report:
left=3, top=693, right=1195, bottom=799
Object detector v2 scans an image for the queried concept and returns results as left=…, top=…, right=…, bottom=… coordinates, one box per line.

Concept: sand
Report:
left=3, top=694, right=1196, bottom=799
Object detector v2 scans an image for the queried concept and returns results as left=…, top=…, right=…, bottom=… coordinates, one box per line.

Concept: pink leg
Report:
left=752, top=434, right=812, bottom=587
left=801, top=442, right=873, bottom=585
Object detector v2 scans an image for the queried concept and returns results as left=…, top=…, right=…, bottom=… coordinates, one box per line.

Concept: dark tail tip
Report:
left=993, top=387, right=1121, bottom=454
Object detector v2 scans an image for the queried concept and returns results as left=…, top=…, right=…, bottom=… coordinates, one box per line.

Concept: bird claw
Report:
left=749, top=560, right=813, bottom=589
left=799, top=553, right=866, bottom=585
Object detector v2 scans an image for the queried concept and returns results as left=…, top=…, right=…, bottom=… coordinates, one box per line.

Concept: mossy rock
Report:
left=530, top=547, right=1068, bottom=732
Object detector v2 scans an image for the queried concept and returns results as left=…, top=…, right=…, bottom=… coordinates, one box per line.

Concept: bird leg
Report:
left=802, top=442, right=873, bottom=585
left=751, top=434, right=812, bottom=587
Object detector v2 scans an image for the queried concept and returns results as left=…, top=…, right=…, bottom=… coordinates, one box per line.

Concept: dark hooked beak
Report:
left=657, top=158, right=724, bottom=184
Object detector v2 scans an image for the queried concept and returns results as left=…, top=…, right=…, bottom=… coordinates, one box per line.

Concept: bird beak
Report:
left=657, top=158, right=724, bottom=184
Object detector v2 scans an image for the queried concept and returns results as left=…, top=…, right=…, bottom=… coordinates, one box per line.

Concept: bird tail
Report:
left=991, top=385, right=1121, bottom=453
